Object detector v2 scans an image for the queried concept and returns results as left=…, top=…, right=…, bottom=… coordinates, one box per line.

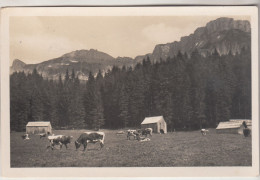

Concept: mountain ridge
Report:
left=10, top=17, right=251, bottom=80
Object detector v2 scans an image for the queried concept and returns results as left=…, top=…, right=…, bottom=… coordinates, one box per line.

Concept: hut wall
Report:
left=158, top=119, right=167, bottom=133
left=26, top=126, right=52, bottom=134
left=216, top=128, right=239, bottom=134
left=238, top=125, right=244, bottom=135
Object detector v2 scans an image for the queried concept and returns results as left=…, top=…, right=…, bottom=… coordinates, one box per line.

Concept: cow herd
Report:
left=126, top=128, right=153, bottom=141
left=21, top=129, right=152, bottom=151
left=21, top=127, right=211, bottom=151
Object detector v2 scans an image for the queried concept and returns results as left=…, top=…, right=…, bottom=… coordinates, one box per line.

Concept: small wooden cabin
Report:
left=26, top=121, right=52, bottom=134
left=141, top=116, right=167, bottom=133
left=216, top=119, right=251, bottom=134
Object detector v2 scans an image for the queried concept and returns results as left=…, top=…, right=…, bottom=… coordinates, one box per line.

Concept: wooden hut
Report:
left=141, top=116, right=167, bottom=133
left=216, top=119, right=251, bottom=134
left=26, top=121, right=52, bottom=134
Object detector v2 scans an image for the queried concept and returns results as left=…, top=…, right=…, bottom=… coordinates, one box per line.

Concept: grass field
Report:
left=11, top=129, right=252, bottom=167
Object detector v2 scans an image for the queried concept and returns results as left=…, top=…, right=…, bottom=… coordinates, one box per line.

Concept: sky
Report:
left=10, top=16, right=250, bottom=65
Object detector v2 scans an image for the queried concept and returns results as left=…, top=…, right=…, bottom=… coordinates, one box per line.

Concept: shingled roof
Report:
left=141, top=116, right=164, bottom=124
left=229, top=119, right=252, bottom=126
left=26, top=121, right=51, bottom=127
left=216, top=119, right=252, bottom=130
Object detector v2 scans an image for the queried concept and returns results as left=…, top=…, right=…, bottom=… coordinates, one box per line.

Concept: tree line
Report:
left=10, top=48, right=251, bottom=131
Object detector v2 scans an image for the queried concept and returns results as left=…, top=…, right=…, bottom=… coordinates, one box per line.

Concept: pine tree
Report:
left=118, top=84, right=129, bottom=128
left=71, top=68, right=75, bottom=81
left=83, top=71, right=105, bottom=129
left=10, top=72, right=29, bottom=131
left=65, top=68, right=70, bottom=83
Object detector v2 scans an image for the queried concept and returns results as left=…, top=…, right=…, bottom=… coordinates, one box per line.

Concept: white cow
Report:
left=21, top=134, right=30, bottom=140
left=201, top=129, right=209, bottom=136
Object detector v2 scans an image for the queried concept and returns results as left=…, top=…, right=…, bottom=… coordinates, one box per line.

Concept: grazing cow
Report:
left=75, top=132, right=105, bottom=151
left=127, top=129, right=139, bottom=140
left=201, top=129, right=209, bottom=136
left=21, top=134, right=29, bottom=140
left=47, top=135, right=73, bottom=150
left=145, top=128, right=153, bottom=136
left=39, top=132, right=51, bottom=139
left=39, top=133, right=46, bottom=138
left=141, top=128, right=153, bottom=137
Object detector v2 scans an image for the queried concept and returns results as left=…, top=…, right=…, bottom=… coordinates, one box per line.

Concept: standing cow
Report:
left=47, top=135, right=73, bottom=150
left=75, top=132, right=105, bottom=151
left=200, top=129, right=209, bottom=136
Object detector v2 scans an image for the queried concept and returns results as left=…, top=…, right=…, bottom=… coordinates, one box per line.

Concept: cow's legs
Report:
left=65, top=144, right=68, bottom=149
left=99, top=140, right=104, bottom=150
left=83, top=142, right=87, bottom=151
left=59, top=142, right=63, bottom=150
left=50, top=140, right=54, bottom=150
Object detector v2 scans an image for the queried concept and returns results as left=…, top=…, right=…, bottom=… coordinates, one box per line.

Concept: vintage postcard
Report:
left=0, top=6, right=259, bottom=177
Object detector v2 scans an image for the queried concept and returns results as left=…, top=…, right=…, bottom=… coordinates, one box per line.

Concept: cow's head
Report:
left=75, top=140, right=81, bottom=150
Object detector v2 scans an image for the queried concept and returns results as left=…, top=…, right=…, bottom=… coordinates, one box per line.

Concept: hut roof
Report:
left=141, top=116, right=164, bottom=124
left=216, top=122, right=242, bottom=129
left=229, top=119, right=252, bottom=126
left=26, top=121, right=51, bottom=127
left=216, top=119, right=252, bottom=130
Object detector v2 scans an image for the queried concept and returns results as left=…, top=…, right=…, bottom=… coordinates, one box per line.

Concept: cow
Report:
left=21, top=134, right=29, bottom=140
left=127, top=129, right=139, bottom=140
left=39, top=132, right=51, bottom=139
left=75, top=132, right=105, bottom=151
left=201, top=129, right=209, bottom=136
left=39, top=133, right=47, bottom=138
left=141, top=128, right=153, bottom=137
left=47, top=135, right=73, bottom=150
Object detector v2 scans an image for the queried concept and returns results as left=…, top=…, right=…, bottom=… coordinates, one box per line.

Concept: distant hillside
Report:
left=11, top=49, right=137, bottom=80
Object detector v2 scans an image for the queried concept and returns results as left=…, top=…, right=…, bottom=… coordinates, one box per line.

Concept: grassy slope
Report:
left=11, top=129, right=251, bottom=167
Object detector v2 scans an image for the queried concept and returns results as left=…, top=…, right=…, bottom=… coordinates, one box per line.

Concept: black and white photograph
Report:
left=0, top=6, right=259, bottom=177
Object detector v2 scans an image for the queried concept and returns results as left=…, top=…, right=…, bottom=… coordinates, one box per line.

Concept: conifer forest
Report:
left=10, top=49, right=251, bottom=132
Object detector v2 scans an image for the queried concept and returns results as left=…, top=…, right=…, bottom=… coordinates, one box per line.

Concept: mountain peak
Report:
left=10, top=49, right=136, bottom=80
left=12, top=59, right=26, bottom=67
left=147, top=17, right=251, bottom=63
left=10, top=59, right=26, bottom=74
left=61, top=49, right=114, bottom=62
left=206, top=17, right=251, bottom=33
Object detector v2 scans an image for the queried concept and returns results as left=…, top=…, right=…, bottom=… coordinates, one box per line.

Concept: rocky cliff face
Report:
left=10, top=59, right=26, bottom=73
left=148, top=17, right=251, bottom=63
